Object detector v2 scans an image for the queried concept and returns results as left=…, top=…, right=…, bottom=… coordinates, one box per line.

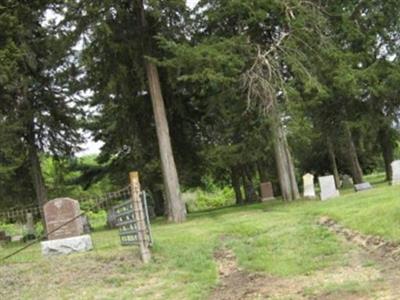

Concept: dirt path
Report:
left=209, top=219, right=400, bottom=300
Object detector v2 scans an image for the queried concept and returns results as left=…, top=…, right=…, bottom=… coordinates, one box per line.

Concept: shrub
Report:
left=183, top=187, right=235, bottom=212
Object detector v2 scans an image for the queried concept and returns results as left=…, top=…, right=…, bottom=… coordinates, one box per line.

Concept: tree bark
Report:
left=230, top=166, right=244, bottom=205
left=137, top=0, right=186, bottom=222
left=378, top=126, right=394, bottom=182
left=327, top=137, right=341, bottom=188
left=27, top=127, right=48, bottom=229
left=271, top=101, right=299, bottom=201
left=343, top=123, right=364, bottom=184
left=242, top=165, right=258, bottom=203
left=145, top=62, right=186, bottom=222
left=257, top=160, right=268, bottom=183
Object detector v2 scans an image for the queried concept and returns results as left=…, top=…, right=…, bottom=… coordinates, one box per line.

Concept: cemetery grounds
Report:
left=1, top=173, right=400, bottom=299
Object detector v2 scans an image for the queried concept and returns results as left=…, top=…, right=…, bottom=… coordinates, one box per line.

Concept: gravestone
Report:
left=24, top=213, right=36, bottom=241
left=26, top=213, right=35, bottom=235
left=318, top=175, right=340, bottom=201
left=81, top=215, right=91, bottom=234
left=341, top=175, right=354, bottom=189
left=41, top=198, right=92, bottom=256
left=354, top=182, right=373, bottom=192
left=391, top=160, right=400, bottom=185
left=107, top=207, right=118, bottom=229
left=43, top=198, right=84, bottom=240
left=260, top=182, right=274, bottom=201
left=303, top=173, right=316, bottom=198
left=11, top=235, right=23, bottom=242
left=0, top=231, right=9, bottom=243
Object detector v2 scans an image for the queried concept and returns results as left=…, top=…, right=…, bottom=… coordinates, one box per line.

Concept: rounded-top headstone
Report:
left=391, top=160, right=400, bottom=185
left=303, top=173, right=316, bottom=198
left=43, top=198, right=84, bottom=240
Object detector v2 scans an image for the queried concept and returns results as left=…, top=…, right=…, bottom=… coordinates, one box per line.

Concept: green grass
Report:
left=1, top=172, right=399, bottom=299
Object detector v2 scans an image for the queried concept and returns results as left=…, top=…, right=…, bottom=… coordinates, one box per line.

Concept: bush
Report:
left=183, top=187, right=235, bottom=212
left=86, top=210, right=107, bottom=230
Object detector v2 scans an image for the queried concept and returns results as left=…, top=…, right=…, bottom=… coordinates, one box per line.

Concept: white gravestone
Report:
left=391, top=160, right=400, bottom=185
left=303, top=173, right=316, bottom=198
left=318, top=175, right=340, bottom=201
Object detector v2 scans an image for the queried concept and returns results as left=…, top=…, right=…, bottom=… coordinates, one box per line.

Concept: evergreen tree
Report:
left=0, top=1, right=82, bottom=212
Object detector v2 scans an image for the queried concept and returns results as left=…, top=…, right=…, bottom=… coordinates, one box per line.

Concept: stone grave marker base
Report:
left=41, top=234, right=93, bottom=256
left=354, top=182, right=373, bottom=192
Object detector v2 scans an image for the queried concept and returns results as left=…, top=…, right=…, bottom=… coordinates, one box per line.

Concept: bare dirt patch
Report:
left=210, top=226, right=400, bottom=300
left=318, top=216, right=400, bottom=262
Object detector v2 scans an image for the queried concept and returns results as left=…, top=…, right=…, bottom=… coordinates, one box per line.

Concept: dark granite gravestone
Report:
left=260, top=182, right=274, bottom=201
left=0, top=230, right=11, bottom=244
left=43, top=198, right=84, bottom=240
left=354, top=182, right=373, bottom=192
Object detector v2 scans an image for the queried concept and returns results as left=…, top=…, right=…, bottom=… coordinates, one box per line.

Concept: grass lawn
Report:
left=0, top=173, right=399, bottom=299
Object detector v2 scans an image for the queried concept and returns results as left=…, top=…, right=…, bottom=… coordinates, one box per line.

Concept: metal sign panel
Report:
left=114, top=192, right=152, bottom=246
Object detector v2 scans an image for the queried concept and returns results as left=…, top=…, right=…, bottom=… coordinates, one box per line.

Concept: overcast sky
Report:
left=78, top=0, right=199, bottom=157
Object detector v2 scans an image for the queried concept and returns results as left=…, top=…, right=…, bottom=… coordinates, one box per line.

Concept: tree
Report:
left=136, top=0, right=186, bottom=222
left=161, top=0, right=334, bottom=201
left=67, top=0, right=194, bottom=221
left=0, top=1, right=82, bottom=214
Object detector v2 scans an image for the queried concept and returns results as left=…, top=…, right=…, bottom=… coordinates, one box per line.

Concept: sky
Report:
left=187, top=0, right=199, bottom=8
left=77, top=0, right=199, bottom=157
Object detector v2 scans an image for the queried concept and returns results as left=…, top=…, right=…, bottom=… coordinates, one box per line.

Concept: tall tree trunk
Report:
left=145, top=63, right=186, bottom=222
left=327, top=137, right=341, bottom=188
left=257, top=160, right=268, bottom=183
left=271, top=101, right=299, bottom=201
left=343, top=123, right=364, bottom=184
left=137, top=0, right=186, bottom=222
left=27, top=128, right=48, bottom=229
left=378, top=126, right=394, bottom=182
left=241, top=165, right=258, bottom=203
left=231, top=166, right=244, bottom=205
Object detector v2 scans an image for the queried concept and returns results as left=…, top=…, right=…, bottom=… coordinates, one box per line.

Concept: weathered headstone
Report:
left=11, top=235, right=23, bottom=242
left=107, top=207, right=118, bottom=229
left=41, top=198, right=92, bottom=256
left=23, top=213, right=36, bottom=241
left=318, top=175, right=340, bottom=201
left=303, top=173, right=316, bottom=198
left=354, top=182, right=373, bottom=192
left=26, top=213, right=35, bottom=235
left=43, top=198, right=84, bottom=240
left=341, top=175, right=354, bottom=189
left=260, top=182, right=274, bottom=201
left=81, top=215, right=91, bottom=234
left=0, top=231, right=10, bottom=244
left=391, top=160, right=400, bottom=185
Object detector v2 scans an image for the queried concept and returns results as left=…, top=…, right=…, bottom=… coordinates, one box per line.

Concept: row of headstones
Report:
left=260, top=160, right=400, bottom=201
left=305, top=159, right=400, bottom=200
left=0, top=213, right=36, bottom=244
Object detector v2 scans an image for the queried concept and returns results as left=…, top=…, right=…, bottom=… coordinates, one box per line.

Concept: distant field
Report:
left=1, top=173, right=399, bottom=299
